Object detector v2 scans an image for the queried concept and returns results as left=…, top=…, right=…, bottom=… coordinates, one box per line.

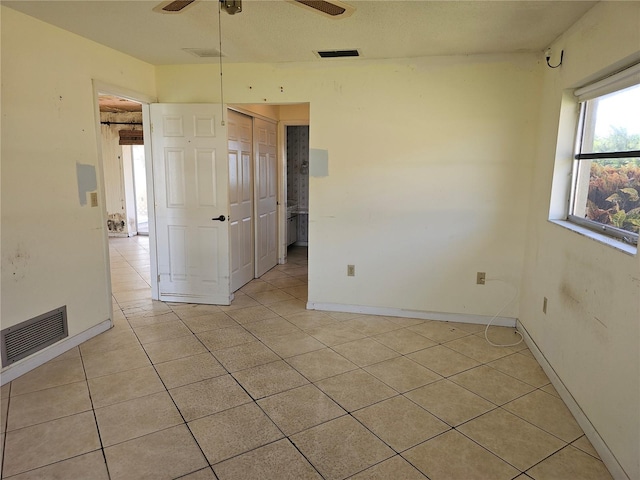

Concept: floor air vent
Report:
left=1, top=306, right=68, bottom=367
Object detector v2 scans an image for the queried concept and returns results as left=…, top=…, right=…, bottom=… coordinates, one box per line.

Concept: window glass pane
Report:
left=580, top=83, right=640, bottom=154
left=574, top=158, right=640, bottom=235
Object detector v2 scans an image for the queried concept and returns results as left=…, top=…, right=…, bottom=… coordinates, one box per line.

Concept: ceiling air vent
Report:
left=1, top=306, right=68, bottom=367
left=183, top=48, right=223, bottom=58
left=316, top=49, right=360, bottom=58
left=292, top=0, right=354, bottom=18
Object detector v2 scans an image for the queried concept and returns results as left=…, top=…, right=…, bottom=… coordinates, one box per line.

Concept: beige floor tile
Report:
left=248, top=289, right=296, bottom=305
left=373, top=328, right=436, bottom=354
left=213, top=438, right=322, bottom=480
left=458, top=408, right=566, bottom=471
left=79, top=329, right=140, bottom=356
left=3, top=411, right=100, bottom=477
left=407, top=345, right=480, bottom=377
left=155, top=352, right=226, bottom=389
left=10, top=357, right=85, bottom=396
left=88, top=366, right=165, bottom=408
left=1, top=396, right=8, bottom=433
left=282, top=285, right=308, bottom=301
left=527, top=445, right=612, bottom=480
left=332, top=338, right=400, bottom=367
left=342, top=316, right=403, bottom=336
left=261, top=330, right=326, bottom=358
left=105, top=425, right=208, bottom=480
left=449, top=365, right=535, bottom=405
left=291, top=415, right=394, bottom=480
left=82, top=344, right=151, bottom=378
left=325, top=311, right=363, bottom=321
left=196, top=326, right=257, bottom=351
left=212, top=341, right=280, bottom=372
left=383, top=316, right=426, bottom=327
left=143, top=334, right=207, bottom=364
left=232, top=360, right=308, bottom=399
left=503, top=390, right=583, bottom=442
left=133, top=320, right=192, bottom=344
left=169, top=375, right=252, bottom=421
left=170, top=303, right=223, bottom=320
left=364, top=356, right=442, bottom=392
left=572, top=435, right=601, bottom=459
left=348, top=455, right=428, bottom=479
left=353, top=396, right=450, bottom=452
left=218, top=292, right=260, bottom=311
left=478, top=326, right=526, bottom=349
left=7, top=381, right=91, bottom=431
left=286, top=348, right=358, bottom=382
left=266, top=276, right=306, bottom=289
left=181, top=311, right=238, bottom=333
left=257, top=384, right=346, bottom=436
left=225, top=305, right=280, bottom=325
left=445, top=321, right=488, bottom=334
left=445, top=334, right=518, bottom=363
left=95, top=389, right=182, bottom=445
left=244, top=317, right=300, bottom=339
left=5, top=450, right=109, bottom=480
left=267, top=299, right=308, bottom=317
left=121, top=300, right=172, bottom=319
left=111, top=279, right=150, bottom=293
left=49, top=346, right=81, bottom=363
left=540, top=383, right=561, bottom=398
left=260, top=269, right=291, bottom=281
left=178, top=468, right=217, bottom=479
left=188, top=403, right=284, bottom=465
left=240, top=279, right=280, bottom=294
left=315, top=369, right=397, bottom=412
left=488, top=353, right=550, bottom=387
left=307, top=324, right=367, bottom=346
left=285, top=311, right=337, bottom=331
left=407, top=321, right=471, bottom=343
left=518, top=348, right=535, bottom=358
left=126, top=311, right=180, bottom=328
left=405, top=379, right=496, bottom=426
left=403, top=429, right=519, bottom=480
left=113, top=287, right=152, bottom=304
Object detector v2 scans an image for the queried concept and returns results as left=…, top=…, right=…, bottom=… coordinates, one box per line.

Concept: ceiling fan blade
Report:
left=162, top=0, right=196, bottom=12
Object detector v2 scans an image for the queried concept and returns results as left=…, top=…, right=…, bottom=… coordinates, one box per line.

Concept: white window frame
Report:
left=565, top=63, right=640, bottom=248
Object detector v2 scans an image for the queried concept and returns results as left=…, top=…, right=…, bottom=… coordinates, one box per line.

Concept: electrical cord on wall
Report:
left=483, top=278, right=524, bottom=347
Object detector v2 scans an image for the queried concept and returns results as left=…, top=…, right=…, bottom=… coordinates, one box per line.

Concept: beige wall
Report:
left=1, top=8, right=155, bottom=340
left=520, top=2, right=640, bottom=478
left=157, top=54, right=542, bottom=320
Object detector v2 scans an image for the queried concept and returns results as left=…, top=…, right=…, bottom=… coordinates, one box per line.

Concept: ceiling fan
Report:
left=156, top=0, right=354, bottom=18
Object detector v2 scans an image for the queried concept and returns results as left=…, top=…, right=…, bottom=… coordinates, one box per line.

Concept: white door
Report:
left=228, top=110, right=254, bottom=292
left=150, top=104, right=231, bottom=305
left=255, top=118, right=278, bottom=277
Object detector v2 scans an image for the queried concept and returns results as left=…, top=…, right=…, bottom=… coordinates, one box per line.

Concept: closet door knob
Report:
left=212, top=215, right=226, bottom=222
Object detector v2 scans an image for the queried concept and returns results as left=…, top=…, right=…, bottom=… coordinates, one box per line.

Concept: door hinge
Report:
left=157, top=274, right=161, bottom=283
left=150, top=123, right=154, bottom=133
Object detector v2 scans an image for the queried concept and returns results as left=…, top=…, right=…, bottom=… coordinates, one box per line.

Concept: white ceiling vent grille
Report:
left=1, top=306, right=68, bottom=367
left=182, top=48, right=224, bottom=58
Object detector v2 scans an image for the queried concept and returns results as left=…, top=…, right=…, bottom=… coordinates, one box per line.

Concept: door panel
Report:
left=228, top=110, right=254, bottom=292
left=255, top=118, right=278, bottom=277
left=151, top=103, right=231, bottom=304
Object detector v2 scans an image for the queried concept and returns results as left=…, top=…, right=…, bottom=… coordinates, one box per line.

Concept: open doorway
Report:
left=93, top=82, right=158, bottom=306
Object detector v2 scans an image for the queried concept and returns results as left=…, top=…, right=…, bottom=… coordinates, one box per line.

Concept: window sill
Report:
left=549, top=220, right=637, bottom=256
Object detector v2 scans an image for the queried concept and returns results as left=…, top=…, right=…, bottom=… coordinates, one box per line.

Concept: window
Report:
left=568, top=65, right=640, bottom=246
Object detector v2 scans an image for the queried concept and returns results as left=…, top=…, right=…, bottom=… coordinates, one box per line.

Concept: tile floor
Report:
left=0, top=236, right=613, bottom=479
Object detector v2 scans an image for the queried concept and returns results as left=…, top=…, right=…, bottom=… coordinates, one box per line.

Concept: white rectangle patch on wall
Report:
left=309, top=149, right=329, bottom=177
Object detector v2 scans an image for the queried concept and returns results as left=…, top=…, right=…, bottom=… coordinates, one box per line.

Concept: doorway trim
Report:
left=278, top=119, right=310, bottom=263
left=92, top=81, right=158, bottom=304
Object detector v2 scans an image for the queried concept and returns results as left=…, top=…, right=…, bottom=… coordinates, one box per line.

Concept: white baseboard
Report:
left=517, top=323, right=630, bottom=480
left=0, top=319, right=112, bottom=386
left=307, top=302, right=516, bottom=327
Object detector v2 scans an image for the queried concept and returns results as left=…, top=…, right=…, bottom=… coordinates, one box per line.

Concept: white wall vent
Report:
left=1, top=306, right=68, bottom=367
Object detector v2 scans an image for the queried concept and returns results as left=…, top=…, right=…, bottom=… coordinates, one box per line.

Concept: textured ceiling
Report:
left=4, top=0, right=598, bottom=65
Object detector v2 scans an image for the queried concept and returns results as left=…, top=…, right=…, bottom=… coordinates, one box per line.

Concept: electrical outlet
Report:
left=476, top=272, right=486, bottom=285
left=543, top=297, right=548, bottom=314
left=347, top=265, right=355, bottom=277
left=90, top=192, right=99, bottom=208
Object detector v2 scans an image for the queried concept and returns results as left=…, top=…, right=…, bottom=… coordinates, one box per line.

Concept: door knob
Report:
left=212, top=215, right=226, bottom=222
